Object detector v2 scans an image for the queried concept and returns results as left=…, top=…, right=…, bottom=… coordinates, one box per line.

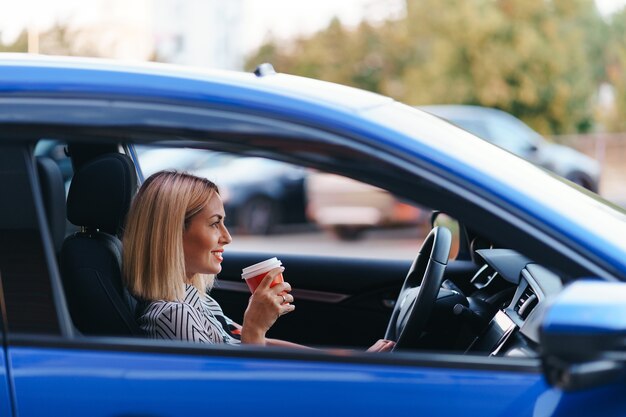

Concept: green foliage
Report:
left=246, top=0, right=615, bottom=134
left=605, top=8, right=626, bottom=132
left=0, top=30, right=28, bottom=52
left=0, top=22, right=122, bottom=57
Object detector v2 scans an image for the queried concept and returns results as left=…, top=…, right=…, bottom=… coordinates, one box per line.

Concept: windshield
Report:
left=363, top=101, right=626, bottom=263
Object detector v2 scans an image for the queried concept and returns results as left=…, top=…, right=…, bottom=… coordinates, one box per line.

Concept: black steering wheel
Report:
left=385, top=226, right=452, bottom=350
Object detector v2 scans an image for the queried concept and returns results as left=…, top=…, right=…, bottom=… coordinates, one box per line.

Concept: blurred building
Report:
left=153, top=0, right=244, bottom=69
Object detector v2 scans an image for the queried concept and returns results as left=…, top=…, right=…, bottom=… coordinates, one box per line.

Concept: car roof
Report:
left=0, top=54, right=391, bottom=114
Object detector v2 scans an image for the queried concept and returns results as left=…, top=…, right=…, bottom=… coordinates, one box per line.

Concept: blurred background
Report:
left=11, top=0, right=626, bottom=257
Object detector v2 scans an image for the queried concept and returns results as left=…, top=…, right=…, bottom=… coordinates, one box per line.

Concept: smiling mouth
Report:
left=212, top=251, right=224, bottom=262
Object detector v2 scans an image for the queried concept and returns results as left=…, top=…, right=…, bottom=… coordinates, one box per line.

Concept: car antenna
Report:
left=254, top=63, right=277, bottom=77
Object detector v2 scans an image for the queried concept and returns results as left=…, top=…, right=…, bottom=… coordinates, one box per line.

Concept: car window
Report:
left=34, top=139, right=74, bottom=183
left=135, top=148, right=428, bottom=260
left=432, top=213, right=460, bottom=259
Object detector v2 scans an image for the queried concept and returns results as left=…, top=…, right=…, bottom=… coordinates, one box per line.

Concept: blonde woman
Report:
left=124, top=170, right=298, bottom=346
left=124, top=170, right=393, bottom=351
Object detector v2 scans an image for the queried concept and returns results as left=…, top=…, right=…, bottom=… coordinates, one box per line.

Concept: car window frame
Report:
left=0, top=134, right=546, bottom=376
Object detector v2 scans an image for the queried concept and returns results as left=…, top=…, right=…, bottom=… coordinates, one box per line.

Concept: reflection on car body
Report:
left=0, top=54, right=625, bottom=416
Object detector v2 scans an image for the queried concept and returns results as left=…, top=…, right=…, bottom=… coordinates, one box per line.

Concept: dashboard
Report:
left=462, top=249, right=563, bottom=357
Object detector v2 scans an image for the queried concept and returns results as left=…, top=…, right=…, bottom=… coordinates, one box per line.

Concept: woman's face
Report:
left=182, top=193, right=232, bottom=279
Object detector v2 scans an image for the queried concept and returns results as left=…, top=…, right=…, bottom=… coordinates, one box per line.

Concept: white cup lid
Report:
left=241, top=257, right=282, bottom=279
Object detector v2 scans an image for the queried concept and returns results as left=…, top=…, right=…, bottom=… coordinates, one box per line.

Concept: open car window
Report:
left=134, top=146, right=429, bottom=260
left=25, top=136, right=564, bottom=358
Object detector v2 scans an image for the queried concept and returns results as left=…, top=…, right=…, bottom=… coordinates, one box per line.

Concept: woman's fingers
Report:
left=278, top=293, right=294, bottom=304
left=279, top=302, right=296, bottom=316
left=273, top=281, right=292, bottom=294
left=366, top=339, right=395, bottom=352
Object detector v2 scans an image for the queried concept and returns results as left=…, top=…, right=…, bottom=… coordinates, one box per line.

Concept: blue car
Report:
left=0, top=54, right=625, bottom=417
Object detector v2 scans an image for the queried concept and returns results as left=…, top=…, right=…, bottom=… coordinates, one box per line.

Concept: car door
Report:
left=4, top=131, right=626, bottom=417
left=0, top=313, right=14, bottom=416
left=0, top=139, right=551, bottom=417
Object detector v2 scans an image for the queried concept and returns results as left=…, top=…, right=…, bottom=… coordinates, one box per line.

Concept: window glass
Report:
left=35, top=139, right=74, bottom=184
left=136, top=146, right=428, bottom=260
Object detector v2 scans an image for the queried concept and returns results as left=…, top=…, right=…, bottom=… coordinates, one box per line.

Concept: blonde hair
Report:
left=123, top=170, right=219, bottom=301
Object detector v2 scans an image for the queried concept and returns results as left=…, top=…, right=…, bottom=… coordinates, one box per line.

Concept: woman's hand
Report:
left=241, top=267, right=295, bottom=345
left=366, top=339, right=395, bottom=352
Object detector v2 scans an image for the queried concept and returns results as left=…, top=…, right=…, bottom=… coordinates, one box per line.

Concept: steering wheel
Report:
left=385, top=226, right=452, bottom=350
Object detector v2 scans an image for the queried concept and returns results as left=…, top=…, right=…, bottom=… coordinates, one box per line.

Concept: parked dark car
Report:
left=420, top=105, right=601, bottom=191
left=1, top=54, right=625, bottom=417
left=138, top=147, right=307, bottom=234
left=195, top=156, right=308, bottom=234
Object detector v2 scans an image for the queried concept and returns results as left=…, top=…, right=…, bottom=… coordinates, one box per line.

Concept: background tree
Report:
left=605, top=8, right=626, bottom=132
left=1, top=21, right=138, bottom=58
left=246, top=0, right=608, bottom=135
left=0, top=30, right=28, bottom=52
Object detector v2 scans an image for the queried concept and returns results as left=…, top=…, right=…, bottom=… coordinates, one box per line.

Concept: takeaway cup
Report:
left=241, top=257, right=284, bottom=293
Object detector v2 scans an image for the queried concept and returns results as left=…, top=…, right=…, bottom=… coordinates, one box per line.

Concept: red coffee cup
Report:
left=241, top=257, right=284, bottom=293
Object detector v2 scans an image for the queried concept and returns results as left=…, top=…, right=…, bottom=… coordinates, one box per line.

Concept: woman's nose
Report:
left=220, top=225, right=232, bottom=245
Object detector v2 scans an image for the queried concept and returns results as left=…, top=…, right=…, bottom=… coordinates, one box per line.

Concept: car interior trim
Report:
left=215, top=280, right=350, bottom=303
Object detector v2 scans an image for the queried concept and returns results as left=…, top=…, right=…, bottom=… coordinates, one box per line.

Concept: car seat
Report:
left=60, top=153, right=144, bottom=336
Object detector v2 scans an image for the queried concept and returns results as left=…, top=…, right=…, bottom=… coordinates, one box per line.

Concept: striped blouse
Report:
left=138, top=284, right=241, bottom=345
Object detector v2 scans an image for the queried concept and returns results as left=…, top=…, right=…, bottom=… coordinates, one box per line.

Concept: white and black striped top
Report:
left=138, top=284, right=241, bottom=345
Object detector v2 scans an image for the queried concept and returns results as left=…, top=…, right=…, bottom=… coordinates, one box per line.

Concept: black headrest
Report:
left=36, top=156, right=67, bottom=253
left=67, top=153, right=137, bottom=235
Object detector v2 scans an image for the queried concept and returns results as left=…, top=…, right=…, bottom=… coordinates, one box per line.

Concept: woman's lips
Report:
left=212, top=250, right=224, bottom=262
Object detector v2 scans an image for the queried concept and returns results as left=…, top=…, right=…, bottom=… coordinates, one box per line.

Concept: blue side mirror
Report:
left=541, top=280, right=626, bottom=391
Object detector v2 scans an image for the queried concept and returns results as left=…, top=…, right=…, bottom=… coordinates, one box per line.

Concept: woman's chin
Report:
left=208, top=264, right=222, bottom=275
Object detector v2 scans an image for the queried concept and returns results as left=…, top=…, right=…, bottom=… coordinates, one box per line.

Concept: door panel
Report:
left=9, top=345, right=545, bottom=417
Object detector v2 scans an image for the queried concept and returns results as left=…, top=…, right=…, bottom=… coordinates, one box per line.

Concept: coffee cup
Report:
left=241, top=257, right=284, bottom=293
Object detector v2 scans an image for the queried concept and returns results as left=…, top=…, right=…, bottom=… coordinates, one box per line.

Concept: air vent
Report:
left=515, top=285, right=538, bottom=319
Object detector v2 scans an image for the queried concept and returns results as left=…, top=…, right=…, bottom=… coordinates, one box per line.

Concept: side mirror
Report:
left=430, top=211, right=463, bottom=260
left=541, top=280, right=626, bottom=391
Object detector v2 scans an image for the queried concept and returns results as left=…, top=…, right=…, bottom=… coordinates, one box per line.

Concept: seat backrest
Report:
left=36, top=156, right=67, bottom=256
left=60, top=153, right=144, bottom=336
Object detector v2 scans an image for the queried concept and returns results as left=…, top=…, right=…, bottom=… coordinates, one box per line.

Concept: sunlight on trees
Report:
left=246, top=0, right=624, bottom=135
